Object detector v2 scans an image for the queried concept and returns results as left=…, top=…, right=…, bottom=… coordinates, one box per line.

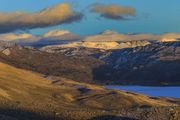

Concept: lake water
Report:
left=106, top=86, right=180, bottom=98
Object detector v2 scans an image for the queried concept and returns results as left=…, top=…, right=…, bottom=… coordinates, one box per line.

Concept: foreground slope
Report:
left=0, top=62, right=180, bottom=120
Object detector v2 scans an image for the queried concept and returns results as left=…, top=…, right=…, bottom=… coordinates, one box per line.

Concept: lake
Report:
left=106, top=86, right=180, bottom=98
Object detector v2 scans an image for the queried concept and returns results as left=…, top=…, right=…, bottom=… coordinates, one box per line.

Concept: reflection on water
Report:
left=106, top=86, right=180, bottom=98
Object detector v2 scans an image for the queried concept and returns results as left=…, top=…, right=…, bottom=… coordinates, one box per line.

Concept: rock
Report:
left=2, top=48, right=11, bottom=56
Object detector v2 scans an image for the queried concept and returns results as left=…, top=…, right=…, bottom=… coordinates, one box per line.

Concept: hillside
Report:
left=0, top=62, right=180, bottom=120
left=95, top=42, right=180, bottom=86
left=0, top=42, right=103, bottom=83
left=41, top=41, right=180, bottom=86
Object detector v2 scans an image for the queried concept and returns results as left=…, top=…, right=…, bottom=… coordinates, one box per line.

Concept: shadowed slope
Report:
left=95, top=42, right=180, bottom=86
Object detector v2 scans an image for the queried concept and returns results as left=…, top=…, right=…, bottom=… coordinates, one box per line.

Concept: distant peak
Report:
left=15, top=33, right=33, bottom=38
left=0, top=33, right=33, bottom=41
left=43, top=29, right=71, bottom=37
left=102, top=30, right=118, bottom=35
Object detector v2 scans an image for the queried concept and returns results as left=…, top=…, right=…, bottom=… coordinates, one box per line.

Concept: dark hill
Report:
left=95, top=42, right=180, bottom=86
left=0, top=42, right=104, bottom=83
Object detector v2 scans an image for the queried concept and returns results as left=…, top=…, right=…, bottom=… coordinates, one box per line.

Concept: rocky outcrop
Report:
left=2, top=48, right=11, bottom=56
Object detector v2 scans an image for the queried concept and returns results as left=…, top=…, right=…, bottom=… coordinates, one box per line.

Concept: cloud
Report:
left=90, top=3, right=136, bottom=20
left=0, top=3, right=83, bottom=33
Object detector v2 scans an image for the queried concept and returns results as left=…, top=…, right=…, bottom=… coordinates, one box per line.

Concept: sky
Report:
left=0, top=0, right=179, bottom=35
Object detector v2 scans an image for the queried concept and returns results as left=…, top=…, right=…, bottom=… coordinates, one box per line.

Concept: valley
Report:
left=0, top=1, right=180, bottom=119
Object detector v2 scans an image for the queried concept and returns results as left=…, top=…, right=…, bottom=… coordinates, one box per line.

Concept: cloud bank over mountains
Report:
left=0, top=3, right=83, bottom=33
left=90, top=3, right=136, bottom=20
left=0, top=2, right=137, bottom=34
left=1, top=29, right=180, bottom=41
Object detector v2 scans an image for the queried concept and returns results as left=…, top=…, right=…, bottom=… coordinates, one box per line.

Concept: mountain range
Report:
left=0, top=30, right=180, bottom=119
left=0, top=30, right=180, bottom=86
left=0, top=30, right=180, bottom=48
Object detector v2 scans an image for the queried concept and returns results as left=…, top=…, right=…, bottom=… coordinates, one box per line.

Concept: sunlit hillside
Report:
left=0, top=62, right=179, bottom=119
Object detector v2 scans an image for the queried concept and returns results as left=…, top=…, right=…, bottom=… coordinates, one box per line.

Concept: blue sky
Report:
left=0, top=0, right=180, bottom=35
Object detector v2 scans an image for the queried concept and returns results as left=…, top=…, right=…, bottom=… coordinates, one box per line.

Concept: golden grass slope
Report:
left=0, top=62, right=179, bottom=120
